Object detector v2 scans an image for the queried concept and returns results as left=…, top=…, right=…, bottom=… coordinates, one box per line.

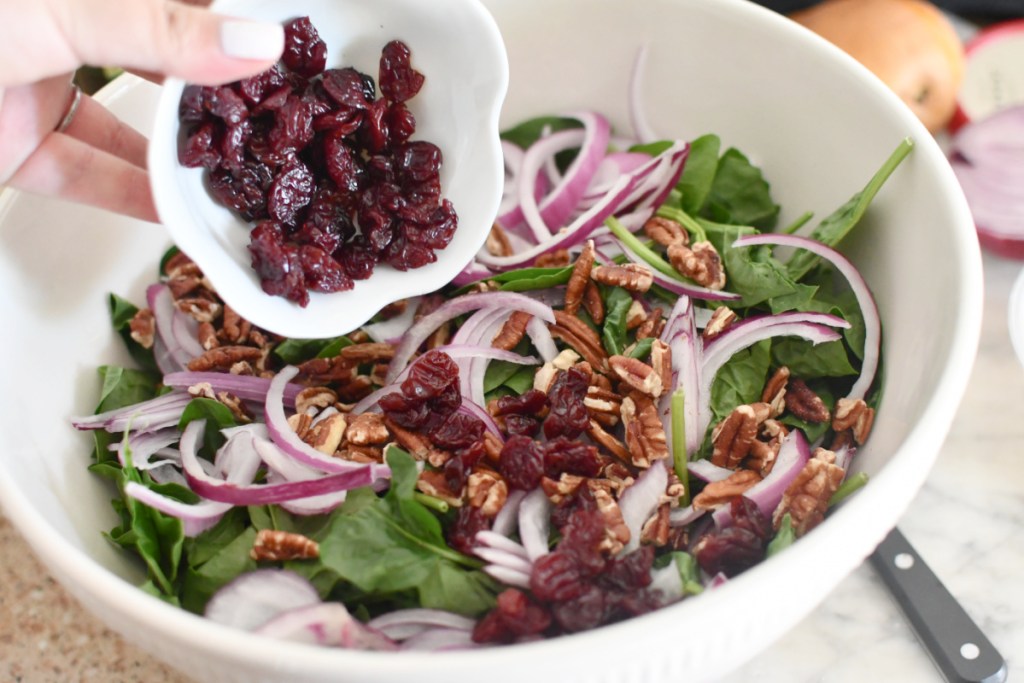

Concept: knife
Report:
left=869, top=527, right=1008, bottom=683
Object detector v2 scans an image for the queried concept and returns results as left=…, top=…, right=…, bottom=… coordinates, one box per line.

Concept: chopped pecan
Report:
left=649, top=340, right=672, bottom=394
left=486, top=224, right=513, bottom=257
left=640, top=503, right=671, bottom=546
left=467, top=471, right=508, bottom=517
left=601, top=460, right=636, bottom=493
left=166, top=272, right=204, bottom=299
left=643, top=215, right=689, bottom=247
left=625, top=300, right=647, bottom=331
left=230, top=361, right=255, bottom=376
left=772, top=448, right=845, bottom=534
left=564, top=240, right=596, bottom=316
left=703, top=306, right=738, bottom=341
left=342, top=444, right=384, bottom=463
left=298, top=356, right=356, bottom=385
left=535, top=249, right=571, bottom=268
left=187, top=345, right=262, bottom=372
left=609, top=355, right=664, bottom=398
left=378, top=299, right=408, bottom=320
left=345, top=413, right=389, bottom=446
left=250, top=529, right=319, bottom=561
left=197, top=321, right=219, bottom=350
left=585, top=386, right=622, bottom=427
left=761, top=366, right=790, bottom=417
left=747, top=419, right=788, bottom=476
left=832, top=397, right=874, bottom=445
left=303, top=412, right=347, bottom=454
left=163, top=250, right=196, bottom=277
left=482, top=431, right=503, bottom=465
left=710, top=402, right=771, bottom=468
left=176, top=297, right=222, bottom=324
left=217, top=391, right=254, bottom=424
left=491, top=311, right=532, bottom=351
left=635, top=307, right=665, bottom=340
left=785, top=378, right=830, bottom=423
left=219, top=304, right=250, bottom=344
left=621, top=394, right=669, bottom=467
left=248, top=329, right=274, bottom=350
left=550, top=312, right=608, bottom=371
left=591, top=263, right=653, bottom=293
left=668, top=241, right=727, bottom=290
left=340, top=342, right=396, bottom=364
left=586, top=419, right=631, bottom=462
left=582, top=281, right=605, bottom=325
left=416, top=469, right=464, bottom=507
left=295, top=386, right=340, bottom=415
left=540, top=473, right=586, bottom=504
left=590, top=485, right=631, bottom=554
left=533, top=349, right=581, bottom=393
left=287, top=412, right=314, bottom=441
left=129, top=309, right=155, bottom=349
left=692, top=469, right=763, bottom=510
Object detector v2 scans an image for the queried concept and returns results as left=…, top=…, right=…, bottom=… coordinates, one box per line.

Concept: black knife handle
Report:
left=869, top=527, right=1008, bottom=683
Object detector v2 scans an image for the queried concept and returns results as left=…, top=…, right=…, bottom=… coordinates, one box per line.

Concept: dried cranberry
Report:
left=322, top=67, right=374, bottom=112
left=282, top=17, right=327, bottom=78
left=397, top=177, right=442, bottom=223
left=498, top=435, right=544, bottom=491
left=268, top=96, right=314, bottom=158
left=550, top=584, right=608, bottom=634
left=447, top=506, right=490, bottom=556
left=299, top=78, right=334, bottom=118
left=401, top=349, right=459, bottom=401
left=323, top=134, right=365, bottom=193
left=429, top=412, right=484, bottom=451
left=600, top=546, right=655, bottom=592
left=250, top=231, right=308, bottom=306
left=358, top=98, right=390, bottom=153
left=312, top=109, right=362, bottom=134
left=379, top=40, right=424, bottom=103
left=218, top=120, right=251, bottom=172
left=378, top=391, right=431, bottom=430
left=267, top=159, right=315, bottom=225
left=558, top=509, right=608, bottom=576
left=358, top=192, right=395, bottom=253
left=543, top=437, right=602, bottom=479
left=386, top=102, right=416, bottom=146
left=384, top=234, right=436, bottom=271
left=253, top=85, right=292, bottom=115
left=209, top=165, right=269, bottom=220
left=549, top=483, right=599, bottom=531
left=395, top=141, right=442, bottom=183
left=337, top=237, right=377, bottom=280
left=207, top=85, right=249, bottom=125
left=236, top=64, right=287, bottom=106
left=504, top=414, right=539, bottom=438
left=693, top=497, right=772, bottom=577
left=494, top=389, right=548, bottom=417
left=179, top=122, right=221, bottom=170
left=493, top=589, right=551, bottom=637
left=530, top=551, right=584, bottom=602
left=409, top=200, right=458, bottom=250
left=299, top=244, right=353, bottom=293
left=178, top=85, right=206, bottom=123
left=543, top=367, right=590, bottom=439
left=296, top=187, right=355, bottom=252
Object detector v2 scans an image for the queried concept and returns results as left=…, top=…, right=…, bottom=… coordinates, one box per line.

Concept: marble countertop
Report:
left=2, top=250, right=1021, bottom=682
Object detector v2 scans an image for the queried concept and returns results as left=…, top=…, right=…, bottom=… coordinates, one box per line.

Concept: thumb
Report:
left=61, top=0, right=285, bottom=85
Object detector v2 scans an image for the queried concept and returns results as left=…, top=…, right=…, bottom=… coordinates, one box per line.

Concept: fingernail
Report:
left=220, top=19, right=285, bottom=61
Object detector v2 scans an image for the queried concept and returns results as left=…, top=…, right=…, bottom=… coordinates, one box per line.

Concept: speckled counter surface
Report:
left=3, top=253, right=1022, bottom=682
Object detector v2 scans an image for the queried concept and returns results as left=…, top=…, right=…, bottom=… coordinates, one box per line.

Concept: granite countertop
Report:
left=2, top=251, right=1021, bottom=681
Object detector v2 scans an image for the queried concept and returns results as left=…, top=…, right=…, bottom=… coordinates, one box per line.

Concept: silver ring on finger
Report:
left=55, top=84, right=83, bottom=133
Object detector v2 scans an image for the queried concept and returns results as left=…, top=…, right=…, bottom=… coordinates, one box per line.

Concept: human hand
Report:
left=0, top=0, right=284, bottom=222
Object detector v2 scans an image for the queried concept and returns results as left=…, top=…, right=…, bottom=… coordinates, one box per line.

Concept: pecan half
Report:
left=586, top=419, right=631, bottom=462
left=176, top=297, right=222, bottom=324
left=640, top=503, right=671, bottom=546
left=535, top=249, right=571, bottom=268
left=250, top=529, right=319, bottom=561
left=340, top=342, right=396, bottom=364
left=129, top=309, right=155, bottom=349
left=649, top=339, right=672, bottom=394
left=298, top=356, right=356, bottom=385
left=219, top=304, right=250, bottom=344
left=416, top=469, right=464, bottom=507
left=692, top=469, right=763, bottom=510
left=702, top=306, right=738, bottom=341
left=609, top=355, right=664, bottom=398
left=747, top=419, right=788, bottom=476
left=590, top=485, right=630, bottom=554
left=304, top=412, right=347, bottom=454
left=287, top=412, right=313, bottom=441
left=197, top=321, right=219, bottom=351
left=668, top=241, right=726, bottom=290
left=785, top=378, right=830, bottom=423
left=585, top=386, right=622, bottom=427
left=550, top=311, right=608, bottom=371
left=295, top=386, right=339, bottom=415
left=710, top=402, right=771, bottom=468
left=621, top=394, right=669, bottom=467
left=491, top=311, right=532, bottom=351
left=635, top=307, right=665, bottom=340
left=832, top=397, right=875, bottom=445
left=345, top=413, right=389, bottom=446
left=541, top=473, right=586, bottom=504
left=564, top=240, right=596, bottom=316
left=761, top=366, right=790, bottom=417
left=582, top=281, right=605, bottom=325
left=486, top=224, right=513, bottom=257
left=591, top=263, right=653, bottom=293
left=772, top=448, right=845, bottom=535
left=187, top=345, right=263, bottom=372
left=643, top=216, right=688, bottom=247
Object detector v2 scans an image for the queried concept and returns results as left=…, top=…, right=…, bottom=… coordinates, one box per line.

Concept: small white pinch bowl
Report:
left=148, top=0, right=509, bottom=339
left=0, top=0, right=981, bottom=681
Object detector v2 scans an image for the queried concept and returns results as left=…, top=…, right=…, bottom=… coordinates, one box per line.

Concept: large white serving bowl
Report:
left=0, top=0, right=982, bottom=681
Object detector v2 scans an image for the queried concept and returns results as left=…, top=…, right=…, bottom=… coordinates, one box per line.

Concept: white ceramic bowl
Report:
left=148, top=0, right=508, bottom=339
left=0, top=0, right=982, bottom=681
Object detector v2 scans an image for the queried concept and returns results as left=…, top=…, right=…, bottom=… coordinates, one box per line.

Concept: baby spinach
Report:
left=709, top=341, right=772, bottom=424
left=601, top=286, right=634, bottom=356
left=274, top=336, right=353, bottom=364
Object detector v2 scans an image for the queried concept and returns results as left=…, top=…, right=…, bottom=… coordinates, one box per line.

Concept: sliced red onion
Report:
left=483, top=564, right=532, bottom=588
left=648, top=563, right=684, bottom=605
left=71, top=390, right=191, bottom=433
left=253, top=437, right=348, bottom=515
left=475, top=174, right=638, bottom=270
left=205, top=569, right=322, bottom=631
left=518, top=488, right=552, bottom=562
left=162, top=371, right=302, bottom=407
left=254, top=602, right=399, bottom=650
left=474, top=528, right=529, bottom=557
left=123, top=481, right=233, bottom=536
left=350, top=383, right=393, bottom=416
left=152, top=333, right=181, bottom=375
left=473, top=547, right=535, bottom=575
left=385, top=293, right=555, bottom=384
left=658, top=296, right=703, bottom=457
left=618, top=461, right=668, bottom=553
left=616, top=141, right=688, bottom=215
left=497, top=139, right=527, bottom=227
left=629, top=44, right=657, bottom=144
left=712, top=430, right=811, bottom=529
left=451, top=261, right=495, bottom=287
left=367, top=608, right=476, bottom=639
left=581, top=152, right=654, bottom=201
left=526, top=316, right=558, bottom=363
left=668, top=505, right=706, bottom=527
left=147, top=283, right=202, bottom=367
left=488, top=490, right=526, bottom=538
left=733, top=233, right=880, bottom=401
left=687, top=459, right=736, bottom=483
left=112, top=428, right=179, bottom=470
left=399, top=628, right=478, bottom=651
left=266, top=366, right=389, bottom=478
left=707, top=572, right=729, bottom=589
left=834, top=443, right=855, bottom=472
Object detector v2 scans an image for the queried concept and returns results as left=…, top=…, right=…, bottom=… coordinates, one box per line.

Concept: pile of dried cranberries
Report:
left=177, top=17, right=458, bottom=306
